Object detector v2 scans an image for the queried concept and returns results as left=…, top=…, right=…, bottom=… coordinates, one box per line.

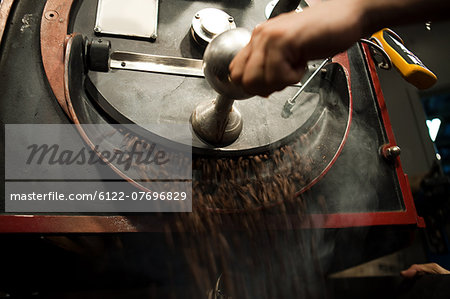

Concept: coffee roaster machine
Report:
left=0, top=0, right=426, bottom=297
left=0, top=0, right=423, bottom=230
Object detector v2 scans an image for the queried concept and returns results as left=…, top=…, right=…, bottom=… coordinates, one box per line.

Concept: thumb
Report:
left=401, top=268, right=418, bottom=278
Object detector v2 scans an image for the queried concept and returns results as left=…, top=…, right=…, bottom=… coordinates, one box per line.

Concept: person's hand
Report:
left=229, top=0, right=365, bottom=97
left=401, top=263, right=450, bottom=278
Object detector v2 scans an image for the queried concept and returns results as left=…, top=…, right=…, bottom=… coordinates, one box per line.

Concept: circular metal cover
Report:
left=86, top=64, right=348, bottom=157
left=191, top=8, right=236, bottom=47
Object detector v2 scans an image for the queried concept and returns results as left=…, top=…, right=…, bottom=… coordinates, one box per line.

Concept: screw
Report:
left=195, top=13, right=200, bottom=19
left=228, top=17, right=234, bottom=23
left=380, top=144, right=401, bottom=161
left=121, top=62, right=126, bottom=67
left=45, top=10, right=59, bottom=20
left=94, top=27, right=101, bottom=33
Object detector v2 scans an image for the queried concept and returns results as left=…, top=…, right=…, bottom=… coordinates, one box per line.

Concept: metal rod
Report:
left=214, top=94, right=235, bottom=114
left=281, top=57, right=331, bottom=118
left=110, top=50, right=305, bottom=86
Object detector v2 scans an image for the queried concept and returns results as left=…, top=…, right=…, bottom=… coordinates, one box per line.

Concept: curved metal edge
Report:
left=207, top=52, right=354, bottom=214
left=0, top=0, right=15, bottom=47
left=40, top=0, right=75, bottom=116
left=64, top=34, right=152, bottom=195
left=294, top=52, right=354, bottom=196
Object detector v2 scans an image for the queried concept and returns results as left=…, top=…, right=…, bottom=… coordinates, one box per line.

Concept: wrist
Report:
left=334, top=0, right=372, bottom=39
left=353, top=0, right=381, bottom=37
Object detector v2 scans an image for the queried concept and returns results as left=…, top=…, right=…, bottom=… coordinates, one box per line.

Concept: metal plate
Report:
left=94, top=0, right=158, bottom=39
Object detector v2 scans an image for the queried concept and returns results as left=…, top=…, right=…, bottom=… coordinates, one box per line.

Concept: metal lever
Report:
left=281, top=57, right=330, bottom=118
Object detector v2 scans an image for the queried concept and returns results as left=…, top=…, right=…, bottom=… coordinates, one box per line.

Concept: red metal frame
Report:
left=303, top=44, right=425, bottom=228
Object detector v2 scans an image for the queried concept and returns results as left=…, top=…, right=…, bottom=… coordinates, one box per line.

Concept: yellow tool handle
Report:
left=371, top=28, right=437, bottom=90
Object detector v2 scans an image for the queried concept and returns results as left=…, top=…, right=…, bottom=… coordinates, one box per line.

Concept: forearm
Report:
left=229, top=0, right=449, bottom=97
left=357, top=0, right=450, bottom=36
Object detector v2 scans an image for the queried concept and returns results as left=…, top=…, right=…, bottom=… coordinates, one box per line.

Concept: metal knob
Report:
left=191, top=8, right=236, bottom=48
left=380, top=144, right=401, bottom=161
left=191, top=28, right=252, bottom=147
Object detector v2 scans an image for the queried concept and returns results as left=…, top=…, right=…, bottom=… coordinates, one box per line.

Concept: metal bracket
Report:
left=360, top=38, right=392, bottom=70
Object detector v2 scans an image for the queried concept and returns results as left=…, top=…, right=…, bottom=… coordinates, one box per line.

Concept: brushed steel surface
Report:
left=110, top=51, right=204, bottom=77
left=202, top=28, right=252, bottom=100
left=94, top=0, right=158, bottom=39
